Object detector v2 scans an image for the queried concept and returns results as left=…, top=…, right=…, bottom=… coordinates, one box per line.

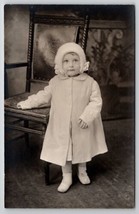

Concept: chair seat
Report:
left=5, top=92, right=50, bottom=123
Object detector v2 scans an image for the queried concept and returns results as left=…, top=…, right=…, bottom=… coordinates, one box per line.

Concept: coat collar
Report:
left=57, top=73, right=88, bottom=81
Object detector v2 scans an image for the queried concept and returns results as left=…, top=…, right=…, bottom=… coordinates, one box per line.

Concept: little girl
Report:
left=17, top=42, right=108, bottom=193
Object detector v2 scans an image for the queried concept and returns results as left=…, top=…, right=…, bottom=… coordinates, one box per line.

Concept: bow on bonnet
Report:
left=54, top=42, right=89, bottom=75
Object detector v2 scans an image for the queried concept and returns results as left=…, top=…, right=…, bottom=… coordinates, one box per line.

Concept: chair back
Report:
left=26, top=5, right=90, bottom=92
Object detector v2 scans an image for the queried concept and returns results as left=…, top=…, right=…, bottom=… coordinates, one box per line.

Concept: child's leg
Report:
left=78, top=162, right=90, bottom=184
left=57, top=161, right=72, bottom=193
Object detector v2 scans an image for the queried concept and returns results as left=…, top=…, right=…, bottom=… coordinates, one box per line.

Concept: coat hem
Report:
left=40, top=149, right=108, bottom=166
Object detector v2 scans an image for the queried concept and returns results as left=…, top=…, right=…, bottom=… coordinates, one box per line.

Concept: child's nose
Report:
left=69, top=60, right=73, bottom=66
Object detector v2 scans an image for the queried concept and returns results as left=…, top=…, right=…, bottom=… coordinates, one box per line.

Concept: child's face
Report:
left=62, top=52, right=80, bottom=77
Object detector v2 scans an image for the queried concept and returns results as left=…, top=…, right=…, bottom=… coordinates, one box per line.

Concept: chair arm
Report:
left=5, top=62, right=28, bottom=69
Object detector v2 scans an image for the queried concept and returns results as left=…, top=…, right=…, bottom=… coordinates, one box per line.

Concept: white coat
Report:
left=18, top=73, right=108, bottom=166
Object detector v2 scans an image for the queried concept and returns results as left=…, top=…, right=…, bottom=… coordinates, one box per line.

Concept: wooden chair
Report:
left=4, top=5, right=90, bottom=185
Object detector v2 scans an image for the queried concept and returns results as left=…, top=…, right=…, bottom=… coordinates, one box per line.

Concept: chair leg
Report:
left=25, top=133, right=29, bottom=147
left=24, top=120, right=29, bottom=147
left=45, top=162, right=50, bottom=185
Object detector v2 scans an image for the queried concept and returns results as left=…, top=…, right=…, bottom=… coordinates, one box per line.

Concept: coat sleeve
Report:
left=17, top=81, right=52, bottom=110
left=79, top=80, right=102, bottom=126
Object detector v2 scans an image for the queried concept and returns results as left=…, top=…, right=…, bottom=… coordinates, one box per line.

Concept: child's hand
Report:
left=17, top=102, right=22, bottom=109
left=17, top=101, right=30, bottom=110
left=17, top=102, right=23, bottom=109
left=78, top=119, right=88, bottom=129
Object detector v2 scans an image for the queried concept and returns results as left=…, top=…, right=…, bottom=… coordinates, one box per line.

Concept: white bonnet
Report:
left=54, top=42, right=89, bottom=75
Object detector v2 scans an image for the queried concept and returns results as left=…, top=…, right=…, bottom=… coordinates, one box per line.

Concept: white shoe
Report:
left=78, top=171, right=91, bottom=185
left=57, top=173, right=72, bottom=193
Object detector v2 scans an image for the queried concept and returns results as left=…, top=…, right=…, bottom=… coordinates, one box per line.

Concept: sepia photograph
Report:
left=4, top=4, right=135, bottom=208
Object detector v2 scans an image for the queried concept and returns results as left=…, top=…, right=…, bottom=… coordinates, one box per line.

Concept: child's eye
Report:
left=63, top=59, right=68, bottom=63
left=73, top=59, right=79, bottom=62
